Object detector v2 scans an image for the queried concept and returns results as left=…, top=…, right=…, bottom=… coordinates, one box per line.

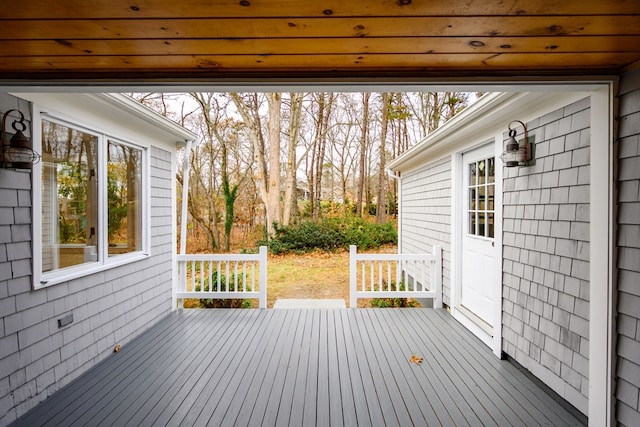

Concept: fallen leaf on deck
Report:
left=409, top=355, right=423, bottom=365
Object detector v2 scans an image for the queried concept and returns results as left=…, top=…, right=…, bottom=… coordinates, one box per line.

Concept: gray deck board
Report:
left=100, top=308, right=243, bottom=426
left=259, top=309, right=302, bottom=426
left=349, top=310, right=401, bottom=426
left=336, top=310, right=372, bottom=427
left=401, top=309, right=516, bottom=426
left=273, top=309, right=308, bottom=426
left=356, top=309, right=422, bottom=426
left=141, top=308, right=252, bottom=426
left=302, top=310, right=321, bottom=426
left=177, top=309, right=270, bottom=426
left=397, top=308, right=513, bottom=425
left=242, top=309, right=297, bottom=426
left=422, top=309, right=546, bottom=425
left=425, top=309, right=579, bottom=426
left=12, top=308, right=586, bottom=427
left=369, top=308, right=465, bottom=426
left=28, top=309, right=200, bottom=427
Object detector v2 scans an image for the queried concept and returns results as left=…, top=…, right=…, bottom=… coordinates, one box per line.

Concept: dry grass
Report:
left=267, top=244, right=398, bottom=308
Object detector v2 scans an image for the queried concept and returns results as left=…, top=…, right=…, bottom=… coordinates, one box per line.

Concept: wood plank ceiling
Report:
left=0, top=0, right=639, bottom=81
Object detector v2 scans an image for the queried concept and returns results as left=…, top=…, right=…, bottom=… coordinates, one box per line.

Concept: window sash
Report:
left=41, top=119, right=100, bottom=273
left=107, top=139, right=143, bottom=257
left=35, top=113, right=148, bottom=287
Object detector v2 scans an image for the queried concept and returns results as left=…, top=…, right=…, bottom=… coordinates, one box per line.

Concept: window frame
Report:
left=466, top=156, right=495, bottom=240
left=33, top=109, right=150, bottom=289
left=105, top=136, right=148, bottom=259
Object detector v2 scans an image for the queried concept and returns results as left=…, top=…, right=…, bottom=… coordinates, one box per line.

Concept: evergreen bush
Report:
left=259, top=214, right=397, bottom=255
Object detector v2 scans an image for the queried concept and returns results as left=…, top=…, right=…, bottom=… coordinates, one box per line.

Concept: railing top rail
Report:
left=352, top=253, right=438, bottom=262
left=349, top=245, right=440, bottom=261
left=176, top=253, right=264, bottom=262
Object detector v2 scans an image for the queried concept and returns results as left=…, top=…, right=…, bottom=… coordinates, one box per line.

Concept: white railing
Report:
left=349, top=245, right=442, bottom=309
left=175, top=246, right=267, bottom=309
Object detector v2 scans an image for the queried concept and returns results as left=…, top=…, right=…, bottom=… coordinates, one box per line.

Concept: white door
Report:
left=461, top=145, right=497, bottom=327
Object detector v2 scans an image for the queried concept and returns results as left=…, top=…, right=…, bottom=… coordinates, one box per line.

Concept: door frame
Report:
left=452, top=139, right=503, bottom=357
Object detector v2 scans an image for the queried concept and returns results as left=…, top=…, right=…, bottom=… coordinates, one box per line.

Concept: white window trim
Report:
left=32, top=107, right=150, bottom=289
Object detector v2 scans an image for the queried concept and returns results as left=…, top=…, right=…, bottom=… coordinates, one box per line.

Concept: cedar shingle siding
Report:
left=502, top=97, right=591, bottom=413
left=399, top=157, right=453, bottom=306
left=0, top=94, right=175, bottom=425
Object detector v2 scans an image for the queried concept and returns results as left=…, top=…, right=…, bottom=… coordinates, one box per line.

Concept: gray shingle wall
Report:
left=616, top=75, right=640, bottom=427
left=400, top=156, right=452, bottom=305
left=502, top=97, right=591, bottom=414
left=0, top=95, right=174, bottom=426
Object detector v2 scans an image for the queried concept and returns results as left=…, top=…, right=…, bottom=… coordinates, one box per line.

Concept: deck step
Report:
left=273, top=298, right=346, bottom=309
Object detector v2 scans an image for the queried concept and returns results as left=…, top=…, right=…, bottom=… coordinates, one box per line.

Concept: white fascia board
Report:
left=388, top=90, right=590, bottom=174
left=11, top=92, right=196, bottom=148
left=94, top=93, right=196, bottom=143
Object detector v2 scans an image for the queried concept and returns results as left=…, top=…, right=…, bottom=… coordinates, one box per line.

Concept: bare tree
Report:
left=231, top=92, right=282, bottom=236
left=406, top=92, right=470, bottom=139
left=282, top=93, right=304, bottom=226
left=191, top=93, right=255, bottom=251
left=329, top=94, right=359, bottom=204
left=376, top=93, right=390, bottom=223
left=356, top=92, right=370, bottom=216
left=307, top=92, right=335, bottom=220
left=127, top=90, right=476, bottom=250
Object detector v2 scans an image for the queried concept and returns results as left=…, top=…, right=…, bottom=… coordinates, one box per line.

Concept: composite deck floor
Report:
left=14, top=308, right=585, bottom=426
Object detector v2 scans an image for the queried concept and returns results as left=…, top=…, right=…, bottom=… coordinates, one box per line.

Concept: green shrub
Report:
left=258, top=214, right=397, bottom=254
left=194, top=270, right=252, bottom=308
left=370, top=281, right=419, bottom=308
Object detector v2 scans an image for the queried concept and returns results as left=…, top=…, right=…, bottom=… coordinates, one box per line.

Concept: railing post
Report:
left=349, top=245, right=357, bottom=308
left=176, top=257, right=185, bottom=309
left=173, top=259, right=178, bottom=309
left=433, top=245, right=443, bottom=309
left=258, top=246, right=268, bottom=309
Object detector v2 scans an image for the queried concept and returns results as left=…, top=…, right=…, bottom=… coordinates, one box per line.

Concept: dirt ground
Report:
left=267, top=244, right=398, bottom=308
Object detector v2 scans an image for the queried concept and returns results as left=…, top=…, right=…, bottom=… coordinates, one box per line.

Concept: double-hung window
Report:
left=36, top=116, right=148, bottom=287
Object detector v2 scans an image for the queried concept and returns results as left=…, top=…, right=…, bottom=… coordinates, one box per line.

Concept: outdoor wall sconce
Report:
left=500, top=120, right=533, bottom=167
left=1, top=109, right=40, bottom=169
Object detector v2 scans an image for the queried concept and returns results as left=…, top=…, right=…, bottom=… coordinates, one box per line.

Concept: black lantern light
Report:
left=1, top=109, right=40, bottom=169
left=500, top=120, right=533, bottom=167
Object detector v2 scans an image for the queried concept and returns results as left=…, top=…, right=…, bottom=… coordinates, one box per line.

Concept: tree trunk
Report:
left=283, top=93, right=303, bottom=226
left=266, top=93, right=282, bottom=233
left=231, top=93, right=280, bottom=235
left=308, top=94, right=323, bottom=219
left=356, top=92, right=370, bottom=216
left=313, top=93, right=333, bottom=219
left=376, top=93, right=389, bottom=223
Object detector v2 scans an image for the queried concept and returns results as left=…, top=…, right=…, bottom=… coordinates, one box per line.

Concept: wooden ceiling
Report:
left=1, top=0, right=639, bottom=81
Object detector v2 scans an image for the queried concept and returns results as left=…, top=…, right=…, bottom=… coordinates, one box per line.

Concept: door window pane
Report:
left=478, top=212, right=486, bottom=237
left=488, top=213, right=495, bottom=238
left=478, top=185, right=486, bottom=210
left=469, top=212, right=476, bottom=235
left=488, top=158, right=495, bottom=183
